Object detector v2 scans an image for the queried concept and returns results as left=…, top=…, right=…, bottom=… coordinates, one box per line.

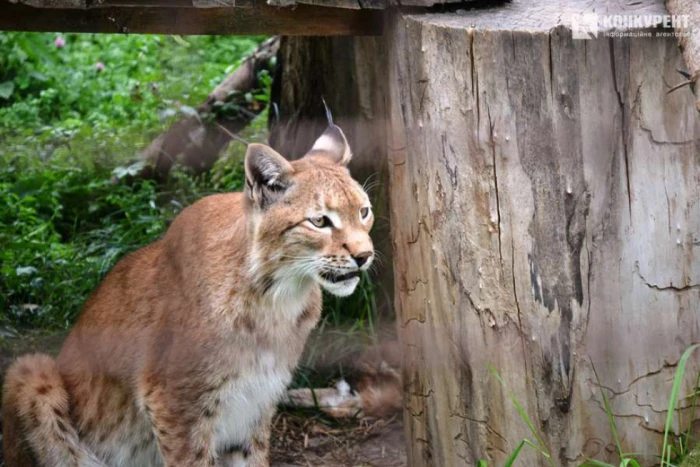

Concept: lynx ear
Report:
left=310, top=124, right=353, bottom=166
left=245, top=143, right=293, bottom=209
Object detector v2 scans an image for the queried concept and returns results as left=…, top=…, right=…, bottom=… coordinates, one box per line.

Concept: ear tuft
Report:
left=245, top=143, right=293, bottom=209
left=310, top=124, right=353, bottom=166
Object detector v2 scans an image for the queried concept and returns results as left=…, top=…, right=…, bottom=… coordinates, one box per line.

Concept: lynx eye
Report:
left=309, top=215, right=332, bottom=229
left=360, top=207, right=371, bottom=220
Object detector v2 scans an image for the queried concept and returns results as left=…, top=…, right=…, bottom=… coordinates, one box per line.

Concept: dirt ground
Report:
left=0, top=332, right=406, bottom=467
left=0, top=411, right=406, bottom=467
left=271, top=412, right=406, bottom=467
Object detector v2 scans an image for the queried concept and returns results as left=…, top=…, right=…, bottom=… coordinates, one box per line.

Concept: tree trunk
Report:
left=666, top=0, right=700, bottom=111
left=385, top=3, right=700, bottom=466
left=139, top=36, right=279, bottom=180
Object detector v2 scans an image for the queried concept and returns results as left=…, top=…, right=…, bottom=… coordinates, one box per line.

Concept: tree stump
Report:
left=385, top=2, right=700, bottom=466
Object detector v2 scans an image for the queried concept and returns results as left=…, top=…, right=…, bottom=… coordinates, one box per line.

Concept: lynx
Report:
left=2, top=124, right=374, bottom=467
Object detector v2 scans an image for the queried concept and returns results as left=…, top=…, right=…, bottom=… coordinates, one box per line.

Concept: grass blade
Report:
left=504, top=440, right=526, bottom=467
left=683, top=370, right=700, bottom=453
left=581, top=459, right=616, bottom=467
left=488, top=364, right=555, bottom=467
left=620, top=459, right=641, bottom=467
left=661, top=344, right=699, bottom=466
left=589, top=358, right=624, bottom=460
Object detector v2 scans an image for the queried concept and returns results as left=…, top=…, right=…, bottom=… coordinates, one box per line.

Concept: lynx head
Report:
left=245, top=125, right=374, bottom=298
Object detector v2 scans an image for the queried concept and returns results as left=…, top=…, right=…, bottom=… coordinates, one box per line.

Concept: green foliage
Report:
left=0, top=163, right=165, bottom=328
left=0, top=32, right=378, bottom=339
left=0, top=32, right=262, bottom=129
left=0, top=32, right=263, bottom=169
left=0, top=32, right=264, bottom=330
left=0, top=145, right=254, bottom=331
left=661, top=345, right=700, bottom=466
left=320, top=271, right=378, bottom=334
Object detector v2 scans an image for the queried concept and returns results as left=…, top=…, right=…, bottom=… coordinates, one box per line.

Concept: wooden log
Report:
left=138, top=36, right=279, bottom=180
left=11, top=0, right=472, bottom=7
left=0, top=0, right=383, bottom=35
left=266, top=0, right=471, bottom=8
left=384, top=1, right=700, bottom=465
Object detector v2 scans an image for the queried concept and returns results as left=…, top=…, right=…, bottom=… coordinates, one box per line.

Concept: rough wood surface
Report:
left=666, top=0, right=700, bottom=111
left=385, top=1, right=700, bottom=465
left=0, top=0, right=383, bottom=35
left=11, top=0, right=473, bottom=7
left=266, top=0, right=471, bottom=8
left=11, top=0, right=256, bottom=7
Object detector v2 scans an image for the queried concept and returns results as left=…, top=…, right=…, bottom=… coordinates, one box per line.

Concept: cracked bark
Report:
left=665, top=0, right=700, bottom=112
left=386, top=4, right=700, bottom=467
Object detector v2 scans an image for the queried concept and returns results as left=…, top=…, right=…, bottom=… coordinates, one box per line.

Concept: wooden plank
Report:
left=0, top=0, right=383, bottom=35
left=11, top=0, right=259, bottom=7
left=266, top=0, right=472, bottom=7
left=14, top=0, right=476, bottom=8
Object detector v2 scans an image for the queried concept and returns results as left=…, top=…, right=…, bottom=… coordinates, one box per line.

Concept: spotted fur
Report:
left=2, top=125, right=374, bottom=467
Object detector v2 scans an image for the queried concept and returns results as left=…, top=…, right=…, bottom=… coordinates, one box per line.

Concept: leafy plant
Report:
left=661, top=345, right=699, bottom=466
left=0, top=32, right=267, bottom=330
left=1, top=32, right=379, bottom=343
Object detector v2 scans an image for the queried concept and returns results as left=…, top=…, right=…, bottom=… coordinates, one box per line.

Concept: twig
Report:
left=214, top=122, right=250, bottom=147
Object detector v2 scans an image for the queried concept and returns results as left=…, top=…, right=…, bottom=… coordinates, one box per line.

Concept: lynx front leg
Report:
left=141, top=380, right=217, bottom=467
left=245, top=420, right=271, bottom=467
left=217, top=409, right=273, bottom=467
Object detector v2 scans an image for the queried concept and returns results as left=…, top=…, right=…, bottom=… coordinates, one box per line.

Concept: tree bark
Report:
left=139, top=36, right=279, bottom=180
left=666, top=0, right=700, bottom=111
left=385, top=3, right=700, bottom=466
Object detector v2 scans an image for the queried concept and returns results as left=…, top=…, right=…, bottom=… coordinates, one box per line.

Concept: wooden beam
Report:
left=266, top=0, right=470, bottom=7
left=0, top=0, right=383, bottom=35
left=8, top=0, right=475, bottom=8
left=12, top=0, right=259, bottom=8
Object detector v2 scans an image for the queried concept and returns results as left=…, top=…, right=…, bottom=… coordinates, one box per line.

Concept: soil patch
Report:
left=271, top=411, right=406, bottom=467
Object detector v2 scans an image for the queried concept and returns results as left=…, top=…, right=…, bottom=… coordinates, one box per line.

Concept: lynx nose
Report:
left=353, top=251, right=373, bottom=268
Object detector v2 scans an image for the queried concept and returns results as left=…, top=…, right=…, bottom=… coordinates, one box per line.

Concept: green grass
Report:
left=661, top=345, right=699, bottom=466
left=0, top=32, right=264, bottom=330
left=0, top=138, right=255, bottom=330
left=0, top=32, right=378, bottom=337
left=483, top=347, right=700, bottom=467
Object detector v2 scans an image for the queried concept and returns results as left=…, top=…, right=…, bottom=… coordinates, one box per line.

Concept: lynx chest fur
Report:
left=2, top=123, right=374, bottom=467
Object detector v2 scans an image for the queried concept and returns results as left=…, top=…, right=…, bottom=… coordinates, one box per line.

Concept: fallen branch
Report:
left=283, top=381, right=365, bottom=418
left=281, top=341, right=403, bottom=419
left=139, top=36, right=280, bottom=180
left=666, top=0, right=700, bottom=111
